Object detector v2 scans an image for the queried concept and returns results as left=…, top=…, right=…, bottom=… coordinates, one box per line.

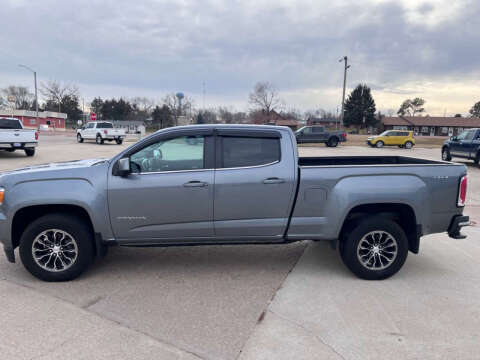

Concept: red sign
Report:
left=90, top=113, right=97, bottom=121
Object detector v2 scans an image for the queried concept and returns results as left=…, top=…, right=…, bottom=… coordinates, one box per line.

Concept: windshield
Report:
left=96, top=122, right=113, bottom=129
left=295, top=126, right=306, bottom=133
left=0, top=118, right=22, bottom=129
left=379, top=131, right=390, bottom=136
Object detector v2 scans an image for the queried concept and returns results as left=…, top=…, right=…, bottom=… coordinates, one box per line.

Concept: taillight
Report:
left=458, top=175, right=467, bottom=207
left=35, top=131, right=38, bottom=140
left=104, top=130, right=107, bottom=135
left=343, top=132, right=347, bottom=138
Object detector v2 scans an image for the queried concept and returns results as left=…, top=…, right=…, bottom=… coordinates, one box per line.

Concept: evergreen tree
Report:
left=343, top=84, right=376, bottom=127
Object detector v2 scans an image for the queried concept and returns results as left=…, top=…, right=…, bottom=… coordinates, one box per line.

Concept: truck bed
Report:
left=298, top=156, right=446, bottom=167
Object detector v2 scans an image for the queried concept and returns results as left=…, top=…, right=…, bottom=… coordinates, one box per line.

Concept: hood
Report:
left=0, top=158, right=108, bottom=177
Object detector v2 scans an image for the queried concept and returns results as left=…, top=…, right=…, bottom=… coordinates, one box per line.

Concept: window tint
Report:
left=221, top=137, right=280, bottom=168
left=465, top=130, right=476, bottom=141
left=312, top=127, right=324, bottom=133
left=303, top=127, right=312, bottom=134
left=0, top=119, right=22, bottom=129
left=96, top=122, right=113, bottom=128
left=86, top=123, right=94, bottom=129
left=130, top=135, right=204, bottom=173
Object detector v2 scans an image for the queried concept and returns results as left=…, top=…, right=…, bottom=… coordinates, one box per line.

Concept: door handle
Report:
left=183, top=181, right=208, bottom=187
left=263, top=177, right=285, bottom=184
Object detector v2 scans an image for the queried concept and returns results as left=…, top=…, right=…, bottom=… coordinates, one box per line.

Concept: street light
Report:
left=18, top=64, right=38, bottom=127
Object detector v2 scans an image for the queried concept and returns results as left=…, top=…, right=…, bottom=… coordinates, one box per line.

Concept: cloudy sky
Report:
left=1, top=0, right=479, bottom=115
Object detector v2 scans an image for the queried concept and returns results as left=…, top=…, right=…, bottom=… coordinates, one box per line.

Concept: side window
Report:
left=465, top=130, right=476, bottom=141
left=303, top=127, right=313, bottom=134
left=312, top=127, right=324, bottom=133
left=220, top=136, right=280, bottom=168
left=130, top=135, right=205, bottom=173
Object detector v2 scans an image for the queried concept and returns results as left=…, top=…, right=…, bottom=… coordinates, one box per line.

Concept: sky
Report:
left=0, top=0, right=479, bottom=116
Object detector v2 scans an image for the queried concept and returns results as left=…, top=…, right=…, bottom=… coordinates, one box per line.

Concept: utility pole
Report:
left=18, top=64, right=38, bottom=127
left=339, top=56, right=350, bottom=127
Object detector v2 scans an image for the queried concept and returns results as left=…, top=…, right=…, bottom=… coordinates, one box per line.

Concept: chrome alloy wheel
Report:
left=32, top=229, right=78, bottom=272
left=356, top=231, right=398, bottom=271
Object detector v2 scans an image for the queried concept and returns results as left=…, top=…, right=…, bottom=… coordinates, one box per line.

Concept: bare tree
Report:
left=40, top=80, right=79, bottom=112
left=163, top=93, right=194, bottom=126
left=248, top=82, right=283, bottom=115
left=1, top=85, right=35, bottom=110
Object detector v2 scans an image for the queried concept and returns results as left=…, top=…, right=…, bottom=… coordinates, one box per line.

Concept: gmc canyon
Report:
left=0, top=124, right=470, bottom=281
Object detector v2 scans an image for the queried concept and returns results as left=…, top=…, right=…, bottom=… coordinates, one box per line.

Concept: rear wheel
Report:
left=340, top=217, right=408, bottom=280
left=116, top=138, right=123, bottom=145
left=442, top=147, right=452, bottom=161
left=25, top=148, right=35, bottom=157
left=328, top=137, right=339, bottom=147
left=376, top=141, right=384, bottom=148
left=96, top=134, right=104, bottom=145
left=19, top=214, right=94, bottom=282
left=77, top=134, right=84, bottom=143
left=404, top=141, right=413, bottom=149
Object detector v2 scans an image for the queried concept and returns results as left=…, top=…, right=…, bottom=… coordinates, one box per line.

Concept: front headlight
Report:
left=0, top=187, right=4, bottom=205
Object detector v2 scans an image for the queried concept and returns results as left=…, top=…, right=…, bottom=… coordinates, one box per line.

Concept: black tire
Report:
left=404, top=141, right=413, bottom=149
left=96, top=134, right=104, bottom=145
left=116, top=138, right=123, bottom=145
left=340, top=217, right=408, bottom=280
left=328, top=137, right=339, bottom=147
left=25, top=148, right=35, bottom=157
left=475, top=152, right=480, bottom=165
left=442, top=147, right=452, bottom=161
left=19, top=214, right=94, bottom=282
left=376, top=141, right=384, bottom=148
left=398, top=145, right=404, bottom=148
left=77, top=134, right=84, bottom=143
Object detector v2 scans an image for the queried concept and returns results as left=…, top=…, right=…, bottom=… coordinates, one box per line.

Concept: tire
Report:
left=19, top=214, right=94, bottom=282
left=96, top=134, right=104, bottom=145
left=442, top=147, right=452, bottom=161
left=77, top=134, right=84, bottom=143
left=116, top=138, right=123, bottom=145
left=376, top=141, right=384, bottom=148
left=398, top=145, right=404, bottom=148
left=404, top=141, right=413, bottom=149
left=474, top=152, right=480, bottom=165
left=25, top=148, right=35, bottom=157
left=340, top=217, right=408, bottom=280
left=328, top=137, right=339, bottom=147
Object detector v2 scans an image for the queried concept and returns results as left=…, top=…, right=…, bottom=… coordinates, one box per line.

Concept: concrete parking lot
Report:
left=1, top=134, right=479, bottom=360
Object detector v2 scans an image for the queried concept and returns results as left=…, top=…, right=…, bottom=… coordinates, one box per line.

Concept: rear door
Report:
left=213, top=129, right=296, bottom=239
left=311, top=126, right=327, bottom=142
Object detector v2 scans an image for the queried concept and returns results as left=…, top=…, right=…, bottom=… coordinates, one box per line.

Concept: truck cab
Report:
left=442, top=128, right=480, bottom=163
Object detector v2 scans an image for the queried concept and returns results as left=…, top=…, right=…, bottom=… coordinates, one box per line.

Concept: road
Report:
left=0, top=134, right=479, bottom=360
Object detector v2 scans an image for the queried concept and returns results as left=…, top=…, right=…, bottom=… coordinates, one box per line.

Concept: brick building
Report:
left=382, top=116, right=480, bottom=136
left=0, top=110, right=67, bottom=130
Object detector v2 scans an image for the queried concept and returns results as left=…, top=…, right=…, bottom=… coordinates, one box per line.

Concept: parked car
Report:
left=0, top=117, right=38, bottom=156
left=77, top=121, right=125, bottom=145
left=441, top=128, right=480, bottom=164
left=367, top=130, right=415, bottom=149
left=295, top=126, right=347, bottom=147
left=0, top=125, right=469, bottom=281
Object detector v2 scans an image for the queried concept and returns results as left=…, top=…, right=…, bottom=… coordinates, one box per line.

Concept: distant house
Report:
left=0, top=109, right=67, bottom=130
left=250, top=110, right=299, bottom=131
left=382, top=116, right=480, bottom=136
left=306, top=117, right=340, bottom=128
left=111, top=120, right=146, bottom=133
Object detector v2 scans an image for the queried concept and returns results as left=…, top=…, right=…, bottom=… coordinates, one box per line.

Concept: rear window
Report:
left=96, top=122, right=113, bottom=128
left=0, top=119, right=22, bottom=129
left=220, top=137, right=280, bottom=168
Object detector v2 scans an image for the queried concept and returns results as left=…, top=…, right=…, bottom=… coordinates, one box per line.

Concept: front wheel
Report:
left=77, top=134, right=84, bottom=143
left=328, top=137, right=339, bottom=147
left=96, top=135, right=104, bottom=145
left=19, top=214, right=94, bottom=282
left=340, top=217, right=408, bottom=280
left=375, top=141, right=384, bottom=148
left=442, top=147, right=452, bottom=161
left=404, top=141, right=413, bottom=149
left=25, top=148, right=35, bottom=157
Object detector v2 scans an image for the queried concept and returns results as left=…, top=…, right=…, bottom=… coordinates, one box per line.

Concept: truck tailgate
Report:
left=0, top=129, right=36, bottom=143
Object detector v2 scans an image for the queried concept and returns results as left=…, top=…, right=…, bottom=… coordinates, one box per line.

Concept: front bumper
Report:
left=448, top=215, right=470, bottom=239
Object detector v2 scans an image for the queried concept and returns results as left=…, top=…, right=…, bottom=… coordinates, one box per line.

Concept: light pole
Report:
left=18, top=64, right=38, bottom=127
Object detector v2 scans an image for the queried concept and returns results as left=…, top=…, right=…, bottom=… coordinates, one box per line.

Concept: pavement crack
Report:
left=82, top=295, right=104, bottom=309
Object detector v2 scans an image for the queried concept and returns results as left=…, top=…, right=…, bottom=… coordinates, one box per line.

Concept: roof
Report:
left=0, top=109, right=67, bottom=119
left=271, top=119, right=298, bottom=126
left=308, top=117, right=340, bottom=123
left=382, top=116, right=480, bottom=127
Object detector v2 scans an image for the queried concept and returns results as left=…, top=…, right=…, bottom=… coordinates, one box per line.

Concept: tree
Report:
left=469, top=101, right=480, bottom=117
left=163, top=93, right=194, bottom=126
left=90, top=97, right=104, bottom=117
left=1, top=85, right=35, bottom=110
left=397, top=97, right=425, bottom=117
left=131, top=97, right=155, bottom=120
left=40, top=80, right=79, bottom=113
left=454, top=113, right=462, bottom=118
left=343, top=84, right=376, bottom=128
left=218, top=106, right=234, bottom=124
left=248, top=82, right=283, bottom=115
left=151, top=105, right=173, bottom=128
left=43, top=94, right=82, bottom=124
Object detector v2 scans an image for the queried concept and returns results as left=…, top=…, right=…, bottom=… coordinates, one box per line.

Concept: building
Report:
left=111, top=120, right=146, bottom=133
left=250, top=110, right=299, bottom=131
left=0, top=109, right=67, bottom=130
left=306, top=117, right=340, bottom=128
left=382, top=116, right=480, bottom=136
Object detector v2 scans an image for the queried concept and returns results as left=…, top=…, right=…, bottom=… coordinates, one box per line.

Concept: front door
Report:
left=450, top=129, right=474, bottom=157
left=213, top=129, right=296, bottom=238
left=108, top=131, right=215, bottom=241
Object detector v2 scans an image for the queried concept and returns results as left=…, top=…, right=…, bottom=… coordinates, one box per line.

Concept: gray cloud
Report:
left=0, top=0, right=479, bottom=110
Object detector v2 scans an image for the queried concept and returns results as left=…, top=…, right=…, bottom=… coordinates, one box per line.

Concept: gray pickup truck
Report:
left=295, top=125, right=347, bottom=147
left=0, top=125, right=469, bottom=282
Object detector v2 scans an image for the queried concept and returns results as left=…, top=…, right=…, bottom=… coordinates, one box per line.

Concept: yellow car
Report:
left=366, top=130, right=415, bottom=149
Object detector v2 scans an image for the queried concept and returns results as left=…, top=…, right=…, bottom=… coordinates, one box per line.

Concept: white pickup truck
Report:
left=0, top=117, right=38, bottom=157
left=76, top=121, right=125, bottom=145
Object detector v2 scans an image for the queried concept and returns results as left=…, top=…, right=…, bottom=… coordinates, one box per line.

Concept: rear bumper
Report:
left=448, top=215, right=470, bottom=239
left=103, top=135, right=124, bottom=140
left=0, top=142, right=37, bottom=149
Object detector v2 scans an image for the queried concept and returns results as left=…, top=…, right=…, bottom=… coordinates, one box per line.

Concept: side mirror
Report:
left=117, top=157, right=131, bottom=177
